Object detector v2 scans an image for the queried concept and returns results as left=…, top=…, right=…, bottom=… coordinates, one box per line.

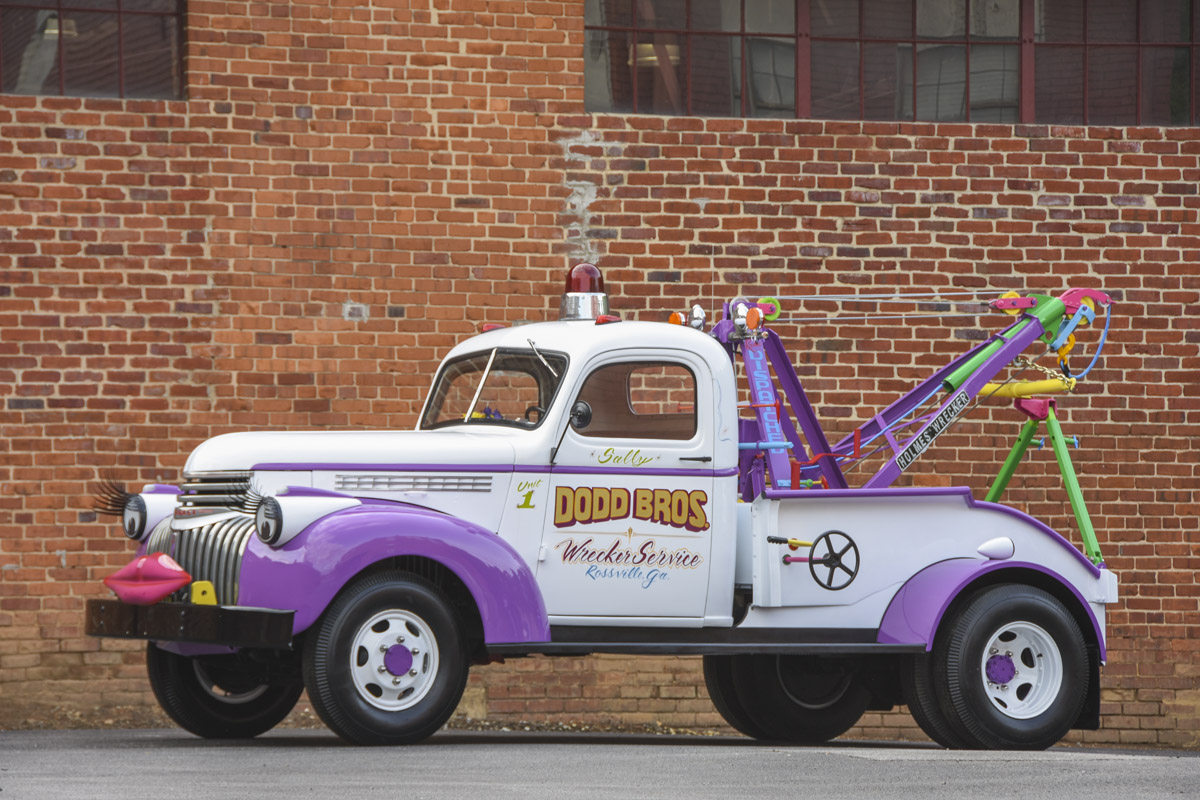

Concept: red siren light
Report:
left=565, top=263, right=604, bottom=294
left=558, top=262, right=611, bottom=321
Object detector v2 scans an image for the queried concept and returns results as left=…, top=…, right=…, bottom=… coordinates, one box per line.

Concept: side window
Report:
left=574, top=362, right=696, bottom=441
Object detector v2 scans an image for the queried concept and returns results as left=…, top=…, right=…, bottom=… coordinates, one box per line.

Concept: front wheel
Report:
left=146, top=644, right=303, bottom=739
left=303, top=571, right=468, bottom=745
left=934, top=584, right=1089, bottom=750
left=730, top=655, right=870, bottom=743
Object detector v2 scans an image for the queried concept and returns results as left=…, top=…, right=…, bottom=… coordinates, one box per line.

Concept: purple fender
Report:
left=238, top=503, right=550, bottom=645
left=876, top=558, right=1106, bottom=660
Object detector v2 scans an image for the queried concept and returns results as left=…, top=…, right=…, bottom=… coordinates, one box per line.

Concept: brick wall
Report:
left=1, top=1, right=1197, bottom=746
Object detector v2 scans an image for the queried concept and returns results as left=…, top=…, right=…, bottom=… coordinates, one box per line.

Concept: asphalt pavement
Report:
left=0, top=729, right=1195, bottom=799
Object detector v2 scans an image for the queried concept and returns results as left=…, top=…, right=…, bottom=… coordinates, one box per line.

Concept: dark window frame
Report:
left=0, top=0, right=185, bottom=100
left=584, top=0, right=1200, bottom=125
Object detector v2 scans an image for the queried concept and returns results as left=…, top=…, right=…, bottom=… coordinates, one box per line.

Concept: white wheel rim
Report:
left=979, top=620, right=1062, bottom=720
left=192, top=662, right=268, bottom=705
left=350, top=609, right=440, bottom=712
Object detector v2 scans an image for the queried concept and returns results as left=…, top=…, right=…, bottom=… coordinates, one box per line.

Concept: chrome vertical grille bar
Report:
left=149, top=514, right=256, bottom=606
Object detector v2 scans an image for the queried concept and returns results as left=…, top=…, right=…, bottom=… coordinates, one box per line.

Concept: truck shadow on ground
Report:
left=125, top=731, right=945, bottom=750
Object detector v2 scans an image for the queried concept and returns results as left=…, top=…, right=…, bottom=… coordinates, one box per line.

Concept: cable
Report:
left=1068, top=305, right=1112, bottom=380
left=776, top=311, right=993, bottom=323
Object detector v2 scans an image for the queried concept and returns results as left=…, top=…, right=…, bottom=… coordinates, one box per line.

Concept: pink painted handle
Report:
left=1058, top=288, right=1112, bottom=314
left=990, top=297, right=1037, bottom=310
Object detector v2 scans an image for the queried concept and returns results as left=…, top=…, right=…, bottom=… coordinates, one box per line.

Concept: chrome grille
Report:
left=146, top=515, right=256, bottom=606
left=145, top=515, right=174, bottom=555
left=179, top=471, right=252, bottom=509
left=334, top=473, right=493, bottom=492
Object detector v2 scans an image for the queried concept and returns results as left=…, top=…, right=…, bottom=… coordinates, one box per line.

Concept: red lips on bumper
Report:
left=103, top=553, right=192, bottom=605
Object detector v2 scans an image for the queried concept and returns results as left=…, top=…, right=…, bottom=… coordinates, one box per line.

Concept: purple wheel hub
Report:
left=384, top=644, right=414, bottom=677
left=985, top=653, right=1016, bottom=684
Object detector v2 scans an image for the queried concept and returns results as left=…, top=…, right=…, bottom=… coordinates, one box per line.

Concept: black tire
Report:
left=935, top=584, right=1088, bottom=750
left=702, top=655, right=772, bottom=739
left=146, top=644, right=303, bottom=739
left=901, top=652, right=973, bottom=748
left=729, top=655, right=871, bottom=744
left=303, top=571, right=468, bottom=746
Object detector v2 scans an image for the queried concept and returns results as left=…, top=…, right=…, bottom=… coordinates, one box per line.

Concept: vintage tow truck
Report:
left=87, top=265, right=1118, bottom=749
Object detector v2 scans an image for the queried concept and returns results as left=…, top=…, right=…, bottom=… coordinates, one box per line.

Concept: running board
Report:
left=486, top=626, right=926, bottom=657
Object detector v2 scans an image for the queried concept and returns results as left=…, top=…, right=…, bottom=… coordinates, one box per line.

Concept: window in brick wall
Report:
left=584, top=0, right=1200, bottom=125
left=0, top=0, right=184, bottom=99
left=1036, top=0, right=1194, bottom=125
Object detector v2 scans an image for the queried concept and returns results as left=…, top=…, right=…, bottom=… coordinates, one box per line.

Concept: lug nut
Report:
left=411, top=648, right=420, bottom=656
left=392, top=677, right=401, bottom=685
left=377, top=666, right=387, bottom=673
left=379, top=645, right=389, bottom=653
left=396, top=636, right=405, bottom=643
left=409, top=669, right=418, bottom=676
left=989, top=648, right=998, bottom=655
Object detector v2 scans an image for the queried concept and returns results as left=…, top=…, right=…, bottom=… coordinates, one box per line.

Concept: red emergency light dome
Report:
left=558, top=263, right=611, bottom=321
left=565, top=263, right=604, bottom=294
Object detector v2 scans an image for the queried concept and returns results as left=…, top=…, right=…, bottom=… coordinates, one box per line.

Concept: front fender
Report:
left=238, top=503, right=550, bottom=645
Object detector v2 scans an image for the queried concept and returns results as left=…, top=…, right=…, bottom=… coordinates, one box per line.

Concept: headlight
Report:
left=256, top=497, right=283, bottom=545
left=122, top=495, right=147, bottom=540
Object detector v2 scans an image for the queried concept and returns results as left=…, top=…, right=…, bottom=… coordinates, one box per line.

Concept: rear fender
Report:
left=238, top=503, right=549, bottom=645
left=876, top=558, right=1106, bottom=660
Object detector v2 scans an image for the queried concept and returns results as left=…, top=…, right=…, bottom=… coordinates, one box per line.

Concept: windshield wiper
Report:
left=527, top=338, right=559, bottom=378
left=462, top=348, right=498, bottom=422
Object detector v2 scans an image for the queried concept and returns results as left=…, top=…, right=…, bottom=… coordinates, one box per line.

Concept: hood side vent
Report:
left=335, top=474, right=493, bottom=493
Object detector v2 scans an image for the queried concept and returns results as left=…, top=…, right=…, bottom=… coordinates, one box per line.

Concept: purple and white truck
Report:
left=87, top=265, right=1118, bottom=749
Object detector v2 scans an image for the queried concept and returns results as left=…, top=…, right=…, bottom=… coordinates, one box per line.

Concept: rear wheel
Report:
left=303, top=571, right=468, bottom=745
left=146, top=644, right=303, bottom=739
left=730, top=655, right=870, bottom=743
left=702, top=655, right=771, bottom=739
left=932, top=584, right=1088, bottom=750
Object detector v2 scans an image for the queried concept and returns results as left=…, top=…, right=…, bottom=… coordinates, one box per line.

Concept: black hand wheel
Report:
left=809, top=530, right=859, bottom=591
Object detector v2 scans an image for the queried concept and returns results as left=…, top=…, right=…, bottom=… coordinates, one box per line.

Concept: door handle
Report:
left=679, top=456, right=712, bottom=463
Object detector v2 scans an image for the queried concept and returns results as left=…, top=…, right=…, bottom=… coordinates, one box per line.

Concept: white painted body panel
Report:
left=742, top=491, right=1108, bottom=638
left=534, top=346, right=719, bottom=620
left=185, top=429, right=518, bottom=474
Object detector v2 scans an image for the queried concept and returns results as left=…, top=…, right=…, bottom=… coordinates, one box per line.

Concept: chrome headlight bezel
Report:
left=255, top=497, right=283, bottom=545
left=122, top=494, right=148, bottom=540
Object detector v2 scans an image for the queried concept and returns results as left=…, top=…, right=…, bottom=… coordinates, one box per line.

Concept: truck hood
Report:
left=184, top=429, right=518, bottom=474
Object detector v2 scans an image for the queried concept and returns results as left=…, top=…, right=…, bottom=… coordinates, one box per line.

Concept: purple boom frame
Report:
left=716, top=309, right=1049, bottom=495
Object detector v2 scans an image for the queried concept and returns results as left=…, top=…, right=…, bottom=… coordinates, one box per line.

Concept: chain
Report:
left=1012, top=355, right=1069, bottom=384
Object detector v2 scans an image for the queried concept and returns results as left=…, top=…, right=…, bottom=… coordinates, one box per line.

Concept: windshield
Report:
left=420, top=348, right=569, bottom=430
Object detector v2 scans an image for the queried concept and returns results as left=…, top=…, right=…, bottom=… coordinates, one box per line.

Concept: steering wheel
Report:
left=524, top=405, right=546, bottom=422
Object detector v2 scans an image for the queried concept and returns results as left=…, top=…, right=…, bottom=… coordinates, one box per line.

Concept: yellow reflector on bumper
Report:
left=191, top=581, right=217, bottom=606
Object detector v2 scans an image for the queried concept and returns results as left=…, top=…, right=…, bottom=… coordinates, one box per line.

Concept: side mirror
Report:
left=570, top=400, right=592, bottom=430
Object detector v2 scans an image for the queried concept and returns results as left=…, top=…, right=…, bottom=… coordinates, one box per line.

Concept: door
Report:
left=537, top=351, right=716, bottom=619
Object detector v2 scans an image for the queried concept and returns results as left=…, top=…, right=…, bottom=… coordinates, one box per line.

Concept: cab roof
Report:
left=443, top=318, right=732, bottom=370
